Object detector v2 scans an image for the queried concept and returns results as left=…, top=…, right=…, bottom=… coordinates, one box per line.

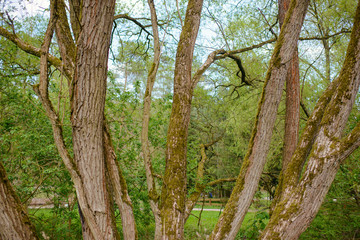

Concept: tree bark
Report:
left=0, top=163, right=39, bottom=240
left=209, top=0, right=310, bottom=239
left=70, top=0, right=119, bottom=239
left=104, top=125, right=138, bottom=240
left=262, top=3, right=360, bottom=238
left=279, top=0, right=300, bottom=171
left=140, top=0, right=162, bottom=239
left=270, top=0, right=301, bottom=214
left=160, top=0, right=204, bottom=238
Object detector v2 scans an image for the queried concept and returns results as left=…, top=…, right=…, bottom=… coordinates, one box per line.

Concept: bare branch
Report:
left=299, top=29, right=351, bottom=41
left=208, top=178, right=237, bottom=186
left=258, top=8, right=278, bottom=39
left=176, top=0, right=183, bottom=27
left=114, top=13, right=152, bottom=36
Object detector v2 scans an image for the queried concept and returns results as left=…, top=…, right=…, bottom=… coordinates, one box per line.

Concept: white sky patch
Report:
left=1, top=0, right=49, bottom=18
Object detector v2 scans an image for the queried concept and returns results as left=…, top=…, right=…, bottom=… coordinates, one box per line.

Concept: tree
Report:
left=1, top=0, right=360, bottom=239
left=209, top=0, right=311, bottom=238
left=1, top=0, right=137, bottom=239
left=261, top=1, right=360, bottom=237
left=0, top=162, right=38, bottom=240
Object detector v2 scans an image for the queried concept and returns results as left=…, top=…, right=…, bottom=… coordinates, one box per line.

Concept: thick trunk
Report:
left=0, top=163, right=38, bottom=240
left=262, top=4, right=360, bottom=238
left=160, top=0, right=203, bottom=238
left=209, top=1, right=310, bottom=239
left=53, top=1, right=136, bottom=238
left=71, top=0, right=119, bottom=239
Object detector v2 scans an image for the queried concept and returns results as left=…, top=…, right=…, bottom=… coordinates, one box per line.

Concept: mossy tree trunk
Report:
left=0, top=163, right=39, bottom=240
left=160, top=0, right=204, bottom=238
left=261, top=2, right=360, bottom=238
left=209, top=0, right=310, bottom=239
left=270, top=0, right=301, bottom=214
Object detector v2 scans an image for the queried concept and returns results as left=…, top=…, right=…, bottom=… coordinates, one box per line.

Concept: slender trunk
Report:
left=104, top=125, right=138, bottom=240
left=283, top=53, right=300, bottom=169
left=323, top=38, right=331, bottom=84
left=0, top=163, right=39, bottom=240
left=271, top=0, right=301, bottom=214
left=209, top=1, right=310, bottom=239
left=280, top=0, right=300, bottom=170
left=71, top=0, right=119, bottom=239
left=140, top=0, right=162, bottom=238
left=262, top=4, right=360, bottom=238
left=160, top=0, right=204, bottom=238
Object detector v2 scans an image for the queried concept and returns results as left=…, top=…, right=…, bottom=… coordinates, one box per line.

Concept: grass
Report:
left=184, top=209, right=263, bottom=239
left=27, top=206, right=268, bottom=239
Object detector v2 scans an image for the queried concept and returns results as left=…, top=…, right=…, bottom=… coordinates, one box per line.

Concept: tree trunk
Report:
left=262, top=3, right=360, bottom=238
left=140, top=0, right=162, bottom=239
left=70, top=0, right=119, bottom=239
left=0, top=163, right=39, bottom=240
left=104, top=125, right=138, bottom=240
left=270, top=0, right=301, bottom=214
left=209, top=0, right=310, bottom=239
left=279, top=0, right=300, bottom=170
left=160, top=0, right=204, bottom=238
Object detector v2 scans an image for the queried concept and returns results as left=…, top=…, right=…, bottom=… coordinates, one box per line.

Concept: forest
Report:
left=0, top=0, right=360, bottom=239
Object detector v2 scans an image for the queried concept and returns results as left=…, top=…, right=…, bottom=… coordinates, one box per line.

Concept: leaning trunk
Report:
left=279, top=0, right=300, bottom=170
left=70, top=0, right=119, bottom=239
left=270, top=0, right=301, bottom=214
left=261, top=3, right=360, bottom=238
left=209, top=0, right=310, bottom=239
left=0, top=163, right=39, bottom=240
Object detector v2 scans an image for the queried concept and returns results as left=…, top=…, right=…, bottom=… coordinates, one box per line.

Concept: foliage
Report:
left=0, top=0, right=360, bottom=238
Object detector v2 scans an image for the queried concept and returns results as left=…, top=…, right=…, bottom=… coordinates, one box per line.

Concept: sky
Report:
left=1, top=0, right=49, bottom=19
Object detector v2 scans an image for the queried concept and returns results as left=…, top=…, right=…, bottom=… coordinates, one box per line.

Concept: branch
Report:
left=300, top=101, right=310, bottom=118
left=208, top=178, right=237, bottom=186
left=114, top=13, right=152, bottom=36
left=0, top=26, right=70, bottom=79
left=176, top=0, right=183, bottom=27
left=191, top=38, right=276, bottom=87
left=299, top=29, right=351, bottom=41
left=258, top=8, right=278, bottom=39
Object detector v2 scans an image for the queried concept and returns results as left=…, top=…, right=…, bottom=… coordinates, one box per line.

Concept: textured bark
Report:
left=160, top=0, right=204, bottom=239
left=104, top=125, right=137, bottom=240
left=1, top=1, right=136, bottom=238
left=279, top=0, right=300, bottom=171
left=53, top=1, right=137, bottom=238
left=68, top=0, right=82, bottom=42
left=209, top=1, right=310, bottom=239
left=270, top=0, right=301, bottom=214
left=54, top=0, right=76, bottom=78
left=262, top=3, right=360, bottom=238
left=283, top=54, right=300, bottom=168
left=70, top=0, right=119, bottom=239
left=140, top=0, right=162, bottom=239
left=0, top=163, right=39, bottom=240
